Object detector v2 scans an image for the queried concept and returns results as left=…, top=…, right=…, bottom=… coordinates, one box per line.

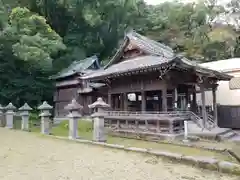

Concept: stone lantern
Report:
left=38, top=101, right=53, bottom=135
left=64, top=99, right=83, bottom=140
left=89, top=97, right=110, bottom=142
left=5, top=103, right=16, bottom=129
left=19, top=103, right=32, bottom=131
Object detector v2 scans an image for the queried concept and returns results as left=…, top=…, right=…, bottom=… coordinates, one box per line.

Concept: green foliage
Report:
left=144, top=1, right=239, bottom=61
left=0, top=7, right=65, bottom=106
left=3, top=7, right=66, bottom=66
left=0, top=0, right=240, bottom=108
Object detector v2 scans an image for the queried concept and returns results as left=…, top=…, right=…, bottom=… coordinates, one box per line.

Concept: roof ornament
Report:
left=197, top=75, right=203, bottom=84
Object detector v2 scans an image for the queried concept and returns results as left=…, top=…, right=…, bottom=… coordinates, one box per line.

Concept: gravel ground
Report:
left=0, top=129, right=238, bottom=180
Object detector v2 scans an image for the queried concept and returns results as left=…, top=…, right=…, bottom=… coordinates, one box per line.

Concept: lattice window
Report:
left=229, top=77, right=240, bottom=90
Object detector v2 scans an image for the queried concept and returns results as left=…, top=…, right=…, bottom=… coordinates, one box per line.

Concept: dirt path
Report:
left=0, top=129, right=238, bottom=180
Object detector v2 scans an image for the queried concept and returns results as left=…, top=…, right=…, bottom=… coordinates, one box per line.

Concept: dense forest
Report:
left=0, top=0, right=240, bottom=107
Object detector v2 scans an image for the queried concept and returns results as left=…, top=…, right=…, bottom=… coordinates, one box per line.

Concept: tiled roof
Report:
left=82, top=55, right=232, bottom=80
left=51, top=55, right=100, bottom=79
left=104, top=30, right=174, bottom=68
left=179, top=57, right=232, bottom=80
left=127, top=31, right=174, bottom=58
left=81, top=30, right=232, bottom=81
left=82, top=55, right=171, bottom=79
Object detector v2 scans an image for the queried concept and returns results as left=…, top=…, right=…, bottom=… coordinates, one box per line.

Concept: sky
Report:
left=144, top=0, right=230, bottom=5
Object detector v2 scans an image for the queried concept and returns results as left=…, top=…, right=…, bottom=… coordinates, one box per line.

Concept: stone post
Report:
left=38, top=101, right=53, bottom=135
left=5, top=103, right=16, bottom=129
left=183, top=120, right=189, bottom=143
left=64, top=99, right=83, bottom=140
left=19, top=103, right=32, bottom=131
left=89, top=97, right=110, bottom=142
left=0, top=104, right=4, bottom=127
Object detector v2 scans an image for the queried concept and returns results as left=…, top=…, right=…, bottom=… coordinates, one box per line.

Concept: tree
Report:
left=0, top=7, right=65, bottom=106
left=143, top=1, right=239, bottom=61
left=0, top=7, right=66, bottom=67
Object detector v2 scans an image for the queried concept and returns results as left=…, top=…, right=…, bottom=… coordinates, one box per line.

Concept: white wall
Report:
left=197, top=70, right=240, bottom=106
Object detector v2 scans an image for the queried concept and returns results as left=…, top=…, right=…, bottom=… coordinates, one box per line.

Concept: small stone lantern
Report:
left=89, top=97, right=110, bottom=142
left=19, top=103, right=32, bottom=131
left=64, top=99, right=83, bottom=140
left=5, top=103, right=16, bottom=129
left=38, top=101, right=53, bottom=135
left=0, top=104, right=4, bottom=127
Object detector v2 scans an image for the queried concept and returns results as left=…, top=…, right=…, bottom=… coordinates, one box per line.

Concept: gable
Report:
left=121, top=42, right=146, bottom=61
left=104, top=31, right=174, bottom=69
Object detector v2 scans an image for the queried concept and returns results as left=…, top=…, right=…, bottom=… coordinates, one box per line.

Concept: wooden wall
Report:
left=54, top=86, right=79, bottom=117
left=109, top=74, right=174, bottom=94
left=217, top=105, right=240, bottom=129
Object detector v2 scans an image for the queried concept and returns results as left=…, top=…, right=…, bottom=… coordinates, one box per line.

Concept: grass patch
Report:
left=13, top=116, right=41, bottom=132
left=25, top=120, right=238, bottom=163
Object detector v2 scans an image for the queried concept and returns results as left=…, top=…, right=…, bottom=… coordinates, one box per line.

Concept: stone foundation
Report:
left=108, top=129, right=184, bottom=141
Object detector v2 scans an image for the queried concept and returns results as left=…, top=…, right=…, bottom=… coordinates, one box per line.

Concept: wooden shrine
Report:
left=81, top=31, right=232, bottom=135
left=51, top=55, right=107, bottom=117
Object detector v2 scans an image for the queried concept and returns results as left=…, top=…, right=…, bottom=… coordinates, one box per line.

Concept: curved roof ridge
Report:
left=127, top=31, right=174, bottom=57
left=51, top=55, right=100, bottom=80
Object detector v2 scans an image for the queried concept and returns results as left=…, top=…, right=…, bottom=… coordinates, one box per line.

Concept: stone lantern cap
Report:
left=5, top=103, right=16, bottom=110
left=88, top=97, right=110, bottom=109
left=38, top=101, right=53, bottom=110
left=64, top=99, right=83, bottom=111
left=19, top=103, right=32, bottom=111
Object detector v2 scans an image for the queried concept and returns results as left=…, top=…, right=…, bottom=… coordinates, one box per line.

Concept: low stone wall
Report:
left=52, top=135, right=240, bottom=176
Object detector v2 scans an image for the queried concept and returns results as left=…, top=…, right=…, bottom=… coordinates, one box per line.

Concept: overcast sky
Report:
left=144, top=0, right=231, bottom=5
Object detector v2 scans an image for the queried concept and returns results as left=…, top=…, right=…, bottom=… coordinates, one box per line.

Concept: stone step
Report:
left=218, top=131, right=237, bottom=140
left=229, top=135, right=240, bottom=141
left=229, top=131, right=240, bottom=142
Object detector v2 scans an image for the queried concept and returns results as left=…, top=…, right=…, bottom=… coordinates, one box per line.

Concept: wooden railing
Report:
left=190, top=111, right=216, bottom=130
left=105, top=110, right=190, bottom=119
left=104, top=110, right=216, bottom=132
left=206, top=114, right=216, bottom=130
left=104, top=111, right=190, bottom=134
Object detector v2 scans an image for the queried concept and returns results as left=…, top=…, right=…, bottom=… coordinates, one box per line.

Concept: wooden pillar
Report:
left=120, top=93, right=124, bottom=111
left=136, top=93, right=139, bottom=102
left=192, top=87, right=197, bottom=113
left=123, top=93, right=128, bottom=111
left=185, top=87, right=189, bottom=110
left=114, top=95, right=119, bottom=110
left=141, top=91, right=146, bottom=112
left=162, top=87, right=167, bottom=111
left=108, top=93, right=112, bottom=108
left=172, top=88, right=178, bottom=110
left=212, top=85, right=218, bottom=127
left=200, top=84, right=207, bottom=128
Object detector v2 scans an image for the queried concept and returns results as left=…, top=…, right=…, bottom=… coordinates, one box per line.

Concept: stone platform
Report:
left=188, top=121, right=238, bottom=141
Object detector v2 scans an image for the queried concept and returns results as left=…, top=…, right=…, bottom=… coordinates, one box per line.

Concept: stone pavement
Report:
left=0, top=129, right=238, bottom=180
